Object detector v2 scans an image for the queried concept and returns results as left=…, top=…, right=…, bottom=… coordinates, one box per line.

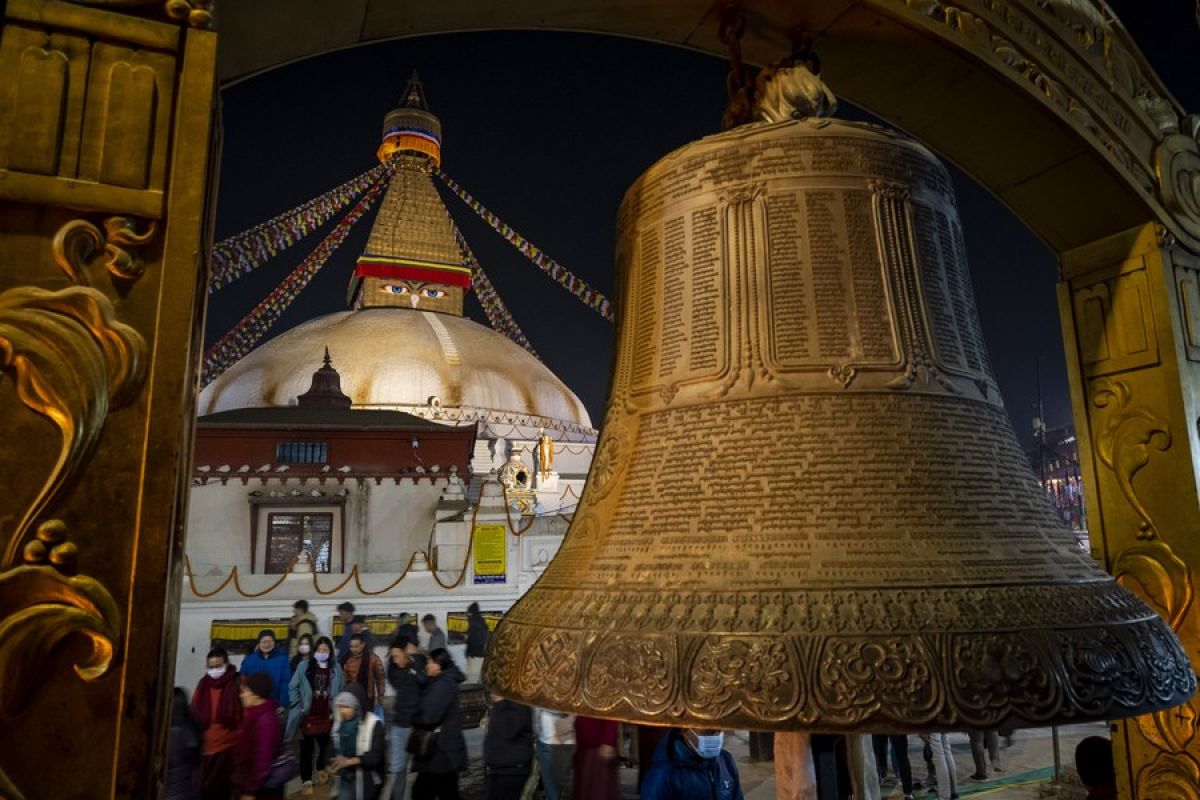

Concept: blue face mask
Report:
left=693, top=732, right=724, bottom=759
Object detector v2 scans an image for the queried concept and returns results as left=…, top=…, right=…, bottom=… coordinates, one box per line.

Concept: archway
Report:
left=0, top=2, right=1196, bottom=797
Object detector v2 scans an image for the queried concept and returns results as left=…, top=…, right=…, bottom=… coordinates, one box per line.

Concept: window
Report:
left=265, top=512, right=333, bottom=573
left=275, top=441, right=328, bottom=464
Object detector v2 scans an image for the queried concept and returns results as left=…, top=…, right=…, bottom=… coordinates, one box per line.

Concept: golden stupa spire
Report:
left=349, top=71, right=470, bottom=315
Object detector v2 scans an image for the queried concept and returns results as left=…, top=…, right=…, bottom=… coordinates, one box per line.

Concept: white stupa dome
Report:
left=199, top=309, right=595, bottom=440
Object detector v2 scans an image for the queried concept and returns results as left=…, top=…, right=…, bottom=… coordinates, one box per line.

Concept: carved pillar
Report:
left=1059, top=223, right=1200, bottom=798
left=0, top=1, right=216, bottom=797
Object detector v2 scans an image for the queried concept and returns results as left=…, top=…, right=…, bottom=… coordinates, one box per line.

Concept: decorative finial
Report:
left=402, top=70, right=429, bottom=110
left=753, top=61, right=837, bottom=122
left=297, top=347, right=351, bottom=408
left=377, top=70, right=441, bottom=164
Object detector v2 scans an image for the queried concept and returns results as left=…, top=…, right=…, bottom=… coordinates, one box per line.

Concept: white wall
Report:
left=178, top=437, right=585, bottom=692
left=186, top=477, right=457, bottom=575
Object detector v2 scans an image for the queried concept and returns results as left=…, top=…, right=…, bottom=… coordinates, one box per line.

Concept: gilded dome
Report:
left=198, top=309, right=594, bottom=438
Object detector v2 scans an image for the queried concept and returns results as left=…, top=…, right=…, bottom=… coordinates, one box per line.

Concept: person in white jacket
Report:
left=533, top=708, right=575, bottom=800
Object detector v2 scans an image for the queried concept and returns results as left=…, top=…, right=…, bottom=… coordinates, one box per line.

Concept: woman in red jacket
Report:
left=573, top=716, right=620, bottom=800
left=233, top=673, right=285, bottom=799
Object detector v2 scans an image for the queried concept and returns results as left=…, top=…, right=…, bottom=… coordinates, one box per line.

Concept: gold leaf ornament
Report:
left=1091, top=378, right=1172, bottom=540
left=51, top=217, right=157, bottom=286
left=1115, top=540, right=1198, bottom=755
left=0, top=564, right=121, bottom=699
left=0, top=559, right=122, bottom=800
left=0, top=286, right=146, bottom=565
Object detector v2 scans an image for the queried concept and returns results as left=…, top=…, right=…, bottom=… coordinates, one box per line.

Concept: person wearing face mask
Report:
left=330, top=691, right=386, bottom=800
left=191, top=648, right=243, bottom=800
left=288, top=636, right=344, bottom=795
left=291, top=633, right=315, bottom=673
left=641, top=729, right=744, bottom=800
left=290, top=600, right=319, bottom=659
left=240, top=630, right=292, bottom=709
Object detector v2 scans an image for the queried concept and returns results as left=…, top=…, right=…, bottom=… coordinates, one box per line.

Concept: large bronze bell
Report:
left=484, top=66, right=1195, bottom=731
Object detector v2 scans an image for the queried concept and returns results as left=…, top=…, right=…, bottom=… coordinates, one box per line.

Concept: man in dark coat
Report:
left=464, top=603, right=489, bottom=684
left=411, top=649, right=467, bottom=797
left=641, top=728, right=743, bottom=800
left=1076, top=737, right=1118, bottom=800
left=336, top=602, right=356, bottom=665
left=385, top=634, right=426, bottom=800
left=484, top=693, right=533, bottom=800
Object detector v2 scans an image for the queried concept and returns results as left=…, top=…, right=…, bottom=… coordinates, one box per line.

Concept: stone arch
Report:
left=216, top=0, right=1200, bottom=254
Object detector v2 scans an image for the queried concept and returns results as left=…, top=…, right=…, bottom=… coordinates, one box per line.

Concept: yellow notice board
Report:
left=473, top=524, right=507, bottom=584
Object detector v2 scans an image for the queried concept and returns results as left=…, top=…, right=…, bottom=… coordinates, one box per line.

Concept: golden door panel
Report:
left=0, top=0, right=214, bottom=797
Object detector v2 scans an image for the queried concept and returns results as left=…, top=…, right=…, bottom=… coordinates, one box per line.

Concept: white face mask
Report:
left=693, top=732, right=724, bottom=759
left=206, top=667, right=226, bottom=680
left=314, top=651, right=330, bottom=664
left=298, top=644, right=311, bottom=655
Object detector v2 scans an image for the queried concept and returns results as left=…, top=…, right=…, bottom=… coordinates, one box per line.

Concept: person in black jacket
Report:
left=386, top=634, right=427, bottom=800
left=641, top=728, right=743, bottom=800
left=464, top=603, right=489, bottom=684
left=410, top=649, right=466, bottom=800
left=166, top=687, right=201, bottom=800
left=483, top=693, right=533, bottom=800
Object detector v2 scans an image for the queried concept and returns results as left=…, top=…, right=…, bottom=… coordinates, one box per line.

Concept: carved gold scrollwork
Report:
left=0, top=543, right=122, bottom=799
left=1136, top=750, right=1200, bottom=800
left=0, top=259, right=141, bottom=795
left=1115, top=540, right=1199, bottom=761
left=52, top=216, right=157, bottom=287
left=0, top=285, right=146, bottom=565
left=1090, top=378, right=1172, bottom=540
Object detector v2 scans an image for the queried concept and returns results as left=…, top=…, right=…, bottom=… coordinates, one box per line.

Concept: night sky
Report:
left=209, top=4, right=1199, bottom=446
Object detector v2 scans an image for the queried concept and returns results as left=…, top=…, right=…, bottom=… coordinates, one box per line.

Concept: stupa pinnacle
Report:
left=349, top=72, right=470, bottom=315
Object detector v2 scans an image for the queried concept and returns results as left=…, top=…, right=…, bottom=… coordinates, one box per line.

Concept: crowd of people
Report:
left=167, top=599, right=748, bottom=800
left=170, top=600, right=483, bottom=799
left=839, top=730, right=1115, bottom=800
left=165, top=597, right=1119, bottom=800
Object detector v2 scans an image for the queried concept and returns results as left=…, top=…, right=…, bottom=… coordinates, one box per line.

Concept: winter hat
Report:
left=244, top=672, right=273, bottom=700
left=257, top=629, right=276, bottom=642
left=335, top=691, right=360, bottom=712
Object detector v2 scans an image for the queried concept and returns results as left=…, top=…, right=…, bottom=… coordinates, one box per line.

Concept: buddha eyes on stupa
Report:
left=379, top=282, right=446, bottom=299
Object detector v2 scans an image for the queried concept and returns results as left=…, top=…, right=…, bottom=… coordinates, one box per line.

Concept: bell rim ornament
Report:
left=483, top=63, right=1196, bottom=732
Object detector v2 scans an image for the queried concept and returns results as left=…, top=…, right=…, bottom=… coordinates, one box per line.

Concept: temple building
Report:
left=175, top=75, right=598, bottom=686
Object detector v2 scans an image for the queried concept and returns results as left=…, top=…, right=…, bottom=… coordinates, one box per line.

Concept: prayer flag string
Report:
left=201, top=180, right=388, bottom=387
left=436, top=170, right=614, bottom=322
left=446, top=216, right=540, bottom=360
left=209, top=162, right=387, bottom=291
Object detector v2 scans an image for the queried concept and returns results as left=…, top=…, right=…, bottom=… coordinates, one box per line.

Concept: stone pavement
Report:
left=288, top=722, right=1106, bottom=799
